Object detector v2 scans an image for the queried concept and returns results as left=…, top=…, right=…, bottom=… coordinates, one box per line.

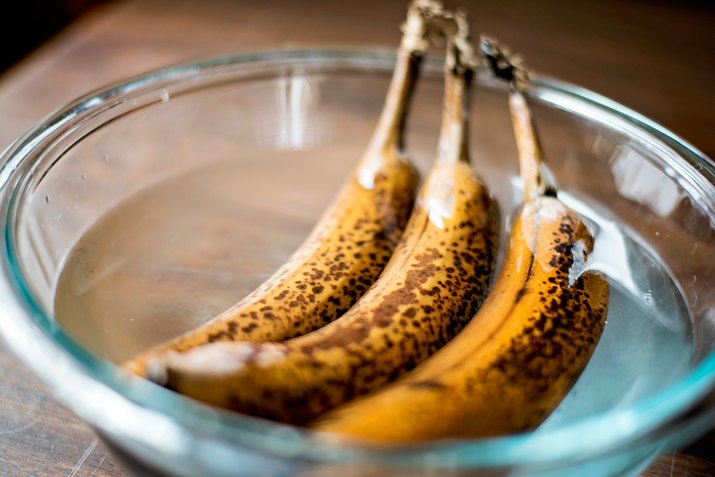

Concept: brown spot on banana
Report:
left=122, top=3, right=439, bottom=377
left=311, top=197, right=608, bottom=441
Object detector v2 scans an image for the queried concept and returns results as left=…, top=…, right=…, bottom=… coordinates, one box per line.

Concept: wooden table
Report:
left=0, top=1, right=713, bottom=475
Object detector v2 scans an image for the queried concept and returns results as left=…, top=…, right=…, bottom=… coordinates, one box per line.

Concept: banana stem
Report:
left=509, top=89, right=547, bottom=202
left=479, top=35, right=550, bottom=202
left=365, top=1, right=438, bottom=156
left=366, top=48, right=422, bottom=154
left=436, top=11, right=476, bottom=165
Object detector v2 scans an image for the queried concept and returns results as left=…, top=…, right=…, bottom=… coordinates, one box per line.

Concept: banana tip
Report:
left=145, top=355, right=171, bottom=386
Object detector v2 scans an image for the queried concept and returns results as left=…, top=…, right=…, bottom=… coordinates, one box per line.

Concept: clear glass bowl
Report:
left=0, top=50, right=713, bottom=477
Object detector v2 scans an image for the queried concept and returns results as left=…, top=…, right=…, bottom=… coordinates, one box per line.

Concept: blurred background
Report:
left=0, top=0, right=106, bottom=71
left=0, top=1, right=713, bottom=476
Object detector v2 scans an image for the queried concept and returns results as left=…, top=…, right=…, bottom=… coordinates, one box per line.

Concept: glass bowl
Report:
left=0, top=50, right=713, bottom=477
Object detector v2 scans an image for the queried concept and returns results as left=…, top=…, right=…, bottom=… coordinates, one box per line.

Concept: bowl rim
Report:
left=0, top=48, right=713, bottom=469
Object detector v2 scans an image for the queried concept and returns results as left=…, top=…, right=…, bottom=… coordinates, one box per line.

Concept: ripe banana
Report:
left=148, top=15, right=500, bottom=425
left=310, top=36, right=609, bottom=442
left=124, top=1, right=442, bottom=377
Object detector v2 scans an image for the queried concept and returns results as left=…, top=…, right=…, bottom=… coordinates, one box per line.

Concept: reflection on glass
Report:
left=609, top=145, right=682, bottom=217
left=276, top=74, right=315, bottom=150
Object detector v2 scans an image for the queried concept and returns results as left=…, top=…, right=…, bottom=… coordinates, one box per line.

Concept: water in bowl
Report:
left=54, top=155, right=693, bottom=426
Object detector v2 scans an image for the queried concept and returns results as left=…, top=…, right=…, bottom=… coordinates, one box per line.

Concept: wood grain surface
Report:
left=0, top=1, right=713, bottom=476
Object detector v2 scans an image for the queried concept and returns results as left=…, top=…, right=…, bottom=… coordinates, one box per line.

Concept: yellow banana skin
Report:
left=150, top=47, right=500, bottom=423
left=312, top=196, right=609, bottom=441
left=123, top=14, right=432, bottom=377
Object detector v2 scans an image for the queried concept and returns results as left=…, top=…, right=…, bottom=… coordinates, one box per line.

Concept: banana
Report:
left=310, top=36, right=609, bottom=442
left=123, top=1, right=443, bottom=377
left=147, top=14, right=500, bottom=425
